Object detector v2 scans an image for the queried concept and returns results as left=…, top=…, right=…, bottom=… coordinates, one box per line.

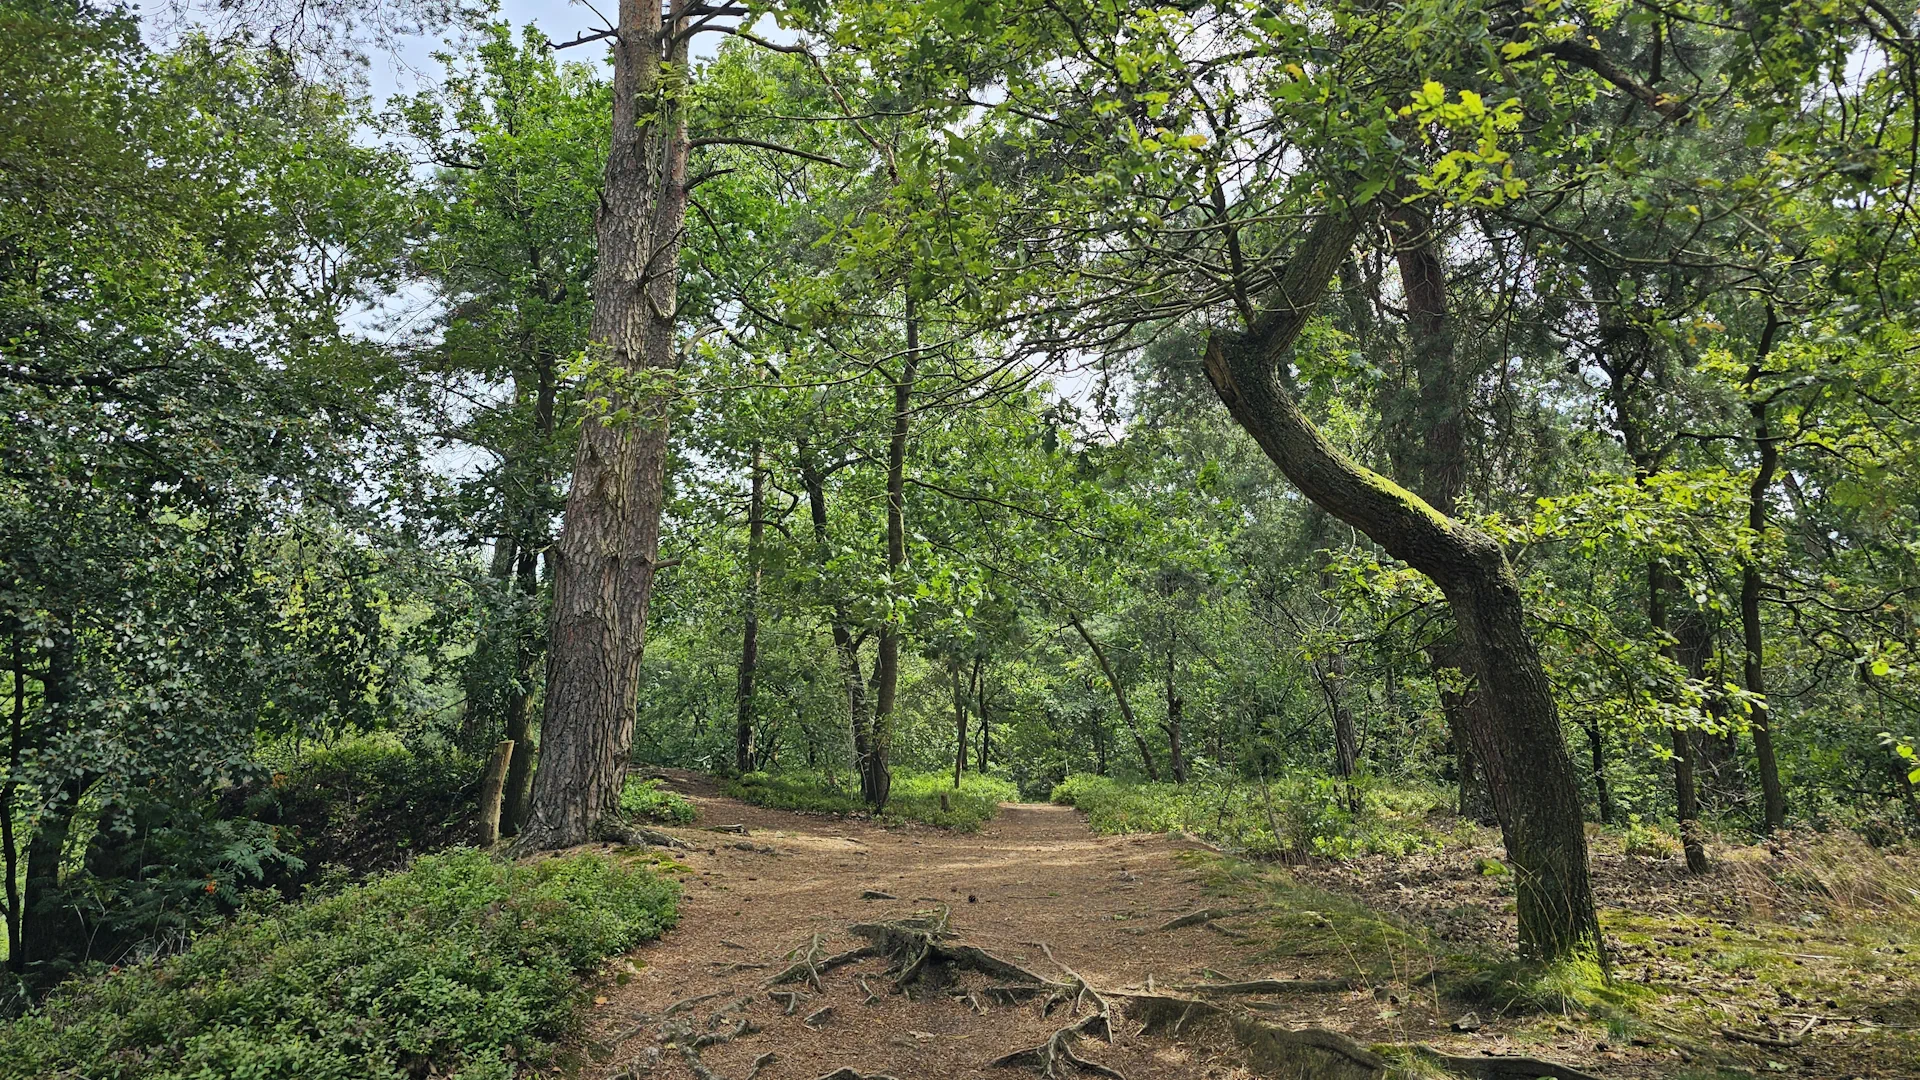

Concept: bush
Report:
left=726, top=770, right=864, bottom=815
left=726, top=770, right=1016, bottom=831
left=885, top=771, right=1018, bottom=831
left=248, top=733, right=483, bottom=879
left=1049, top=772, right=1448, bottom=858
left=0, top=849, right=678, bottom=1080
left=620, top=777, right=697, bottom=824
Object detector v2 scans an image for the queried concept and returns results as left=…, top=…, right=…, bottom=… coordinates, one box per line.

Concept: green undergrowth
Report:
left=620, top=776, right=697, bottom=824
left=0, top=849, right=679, bottom=1080
left=250, top=733, right=483, bottom=878
left=1049, top=773, right=1468, bottom=858
left=726, top=769, right=1016, bottom=831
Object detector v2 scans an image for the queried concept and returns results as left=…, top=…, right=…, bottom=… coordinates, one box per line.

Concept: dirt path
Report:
left=579, top=773, right=1380, bottom=1080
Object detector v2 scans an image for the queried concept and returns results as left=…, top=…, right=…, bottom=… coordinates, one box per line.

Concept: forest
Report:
left=2, top=0, right=1919, bottom=1076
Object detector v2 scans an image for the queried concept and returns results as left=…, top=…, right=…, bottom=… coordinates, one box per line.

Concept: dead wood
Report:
left=812, top=1070, right=899, bottom=1080
left=710, top=823, right=751, bottom=834
left=1718, top=1017, right=1815, bottom=1049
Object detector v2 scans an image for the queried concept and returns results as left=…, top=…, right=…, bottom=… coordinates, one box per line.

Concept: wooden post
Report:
left=479, top=739, right=515, bottom=846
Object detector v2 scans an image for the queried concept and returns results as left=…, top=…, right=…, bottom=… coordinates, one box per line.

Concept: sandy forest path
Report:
left=577, top=772, right=1408, bottom=1080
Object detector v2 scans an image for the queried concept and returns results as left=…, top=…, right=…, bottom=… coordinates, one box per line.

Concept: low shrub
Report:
left=620, top=777, right=697, bottom=824
left=885, top=771, right=1018, bottom=831
left=727, top=770, right=1015, bottom=831
left=0, top=849, right=678, bottom=1080
left=247, top=733, right=483, bottom=879
left=726, top=770, right=864, bottom=815
left=1049, top=772, right=1449, bottom=858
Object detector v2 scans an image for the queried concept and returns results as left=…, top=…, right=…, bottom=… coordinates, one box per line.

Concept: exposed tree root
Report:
left=1164, top=977, right=1362, bottom=996
left=768, top=990, right=805, bottom=1016
left=811, top=1070, right=899, bottom=1080
left=1411, top=1045, right=1608, bottom=1080
left=988, top=1014, right=1126, bottom=1079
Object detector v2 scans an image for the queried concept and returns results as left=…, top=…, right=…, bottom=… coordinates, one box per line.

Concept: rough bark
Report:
left=867, top=296, right=919, bottom=811
left=975, top=657, right=991, bottom=771
left=1070, top=614, right=1159, bottom=781
left=1203, top=213, right=1601, bottom=964
left=517, top=0, right=690, bottom=849
left=1580, top=716, right=1616, bottom=824
left=734, top=442, right=764, bottom=775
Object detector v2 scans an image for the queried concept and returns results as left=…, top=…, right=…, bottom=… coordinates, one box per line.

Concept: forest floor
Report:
left=569, top=773, right=1920, bottom=1080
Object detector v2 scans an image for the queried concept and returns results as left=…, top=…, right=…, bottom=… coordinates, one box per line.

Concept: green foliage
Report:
left=884, top=771, right=1018, bottom=831
left=0, top=850, right=678, bottom=1079
left=253, top=734, right=483, bottom=877
left=727, top=770, right=1015, bottom=831
left=1050, top=773, right=1453, bottom=859
left=619, top=778, right=697, bottom=825
left=725, top=771, right=865, bottom=816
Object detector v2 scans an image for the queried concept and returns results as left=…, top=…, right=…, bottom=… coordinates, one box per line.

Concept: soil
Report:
left=574, top=773, right=1548, bottom=1080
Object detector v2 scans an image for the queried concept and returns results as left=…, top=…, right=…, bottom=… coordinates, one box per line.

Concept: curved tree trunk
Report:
left=517, top=0, right=690, bottom=850
left=1070, top=614, right=1159, bottom=781
left=1203, top=213, right=1601, bottom=964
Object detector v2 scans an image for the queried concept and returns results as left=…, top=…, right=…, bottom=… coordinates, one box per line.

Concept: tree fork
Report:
left=1202, top=212, right=1602, bottom=964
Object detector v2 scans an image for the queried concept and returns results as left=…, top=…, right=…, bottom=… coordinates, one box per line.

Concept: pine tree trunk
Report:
left=1203, top=213, right=1601, bottom=964
left=517, top=0, right=689, bottom=850
left=734, top=442, right=764, bottom=775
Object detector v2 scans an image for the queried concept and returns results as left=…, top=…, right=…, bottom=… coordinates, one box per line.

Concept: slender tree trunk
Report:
left=734, top=442, right=765, bottom=775
left=501, top=354, right=559, bottom=836
left=1650, top=566, right=1709, bottom=873
left=1204, top=212, right=1601, bottom=964
left=517, top=0, right=690, bottom=850
left=1744, top=359, right=1787, bottom=832
left=2, top=629, right=23, bottom=967
left=867, top=296, right=919, bottom=811
left=801, top=444, right=872, bottom=775
left=951, top=660, right=968, bottom=787
left=1581, top=717, right=1615, bottom=824
left=975, top=658, right=990, bottom=771
left=1163, top=632, right=1188, bottom=783
left=1069, top=615, right=1158, bottom=781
